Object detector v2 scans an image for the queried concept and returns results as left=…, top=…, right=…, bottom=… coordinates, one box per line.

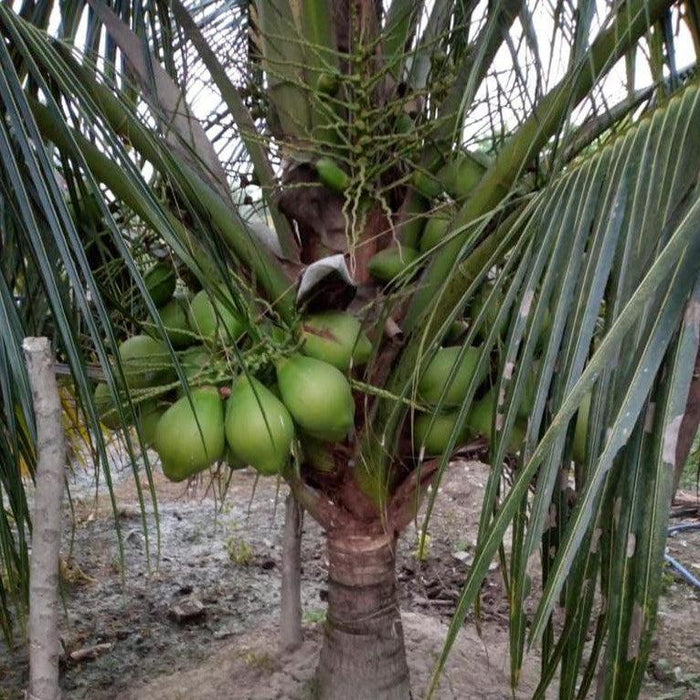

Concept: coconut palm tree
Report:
left=1, top=0, right=699, bottom=697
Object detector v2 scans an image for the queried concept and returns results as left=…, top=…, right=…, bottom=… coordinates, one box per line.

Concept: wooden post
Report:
left=23, top=337, right=65, bottom=700
left=280, top=493, right=303, bottom=651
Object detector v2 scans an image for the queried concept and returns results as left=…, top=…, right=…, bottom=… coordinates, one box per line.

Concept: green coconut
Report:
left=400, top=195, right=429, bottom=249
left=225, top=376, right=294, bottom=476
left=93, top=382, right=123, bottom=430
left=445, top=319, right=469, bottom=343
left=467, top=392, right=526, bottom=453
left=414, top=411, right=469, bottom=456
left=395, top=113, right=414, bottom=135
left=472, top=283, right=552, bottom=348
left=276, top=354, right=355, bottom=442
left=188, top=290, right=246, bottom=345
left=316, top=157, right=351, bottom=192
left=144, top=262, right=177, bottom=307
left=316, top=71, right=341, bottom=95
left=536, top=306, right=553, bottom=350
left=152, top=297, right=194, bottom=348
left=573, top=393, right=591, bottom=463
left=368, top=246, right=419, bottom=283
left=137, top=400, right=166, bottom=447
left=470, top=283, right=509, bottom=340
left=180, top=345, right=211, bottom=382
left=419, top=345, right=488, bottom=407
left=300, top=311, right=372, bottom=371
left=153, top=387, right=225, bottom=482
left=412, top=170, right=443, bottom=199
left=515, top=362, right=541, bottom=419
left=437, top=151, right=486, bottom=200
left=117, top=335, right=175, bottom=389
left=353, top=334, right=372, bottom=366
left=420, top=208, right=454, bottom=253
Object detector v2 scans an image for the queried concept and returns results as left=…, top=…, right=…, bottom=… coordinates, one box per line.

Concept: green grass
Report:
left=303, top=609, right=326, bottom=624
left=225, top=536, right=254, bottom=565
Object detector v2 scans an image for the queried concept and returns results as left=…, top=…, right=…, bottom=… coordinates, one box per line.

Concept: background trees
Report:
left=1, top=0, right=699, bottom=697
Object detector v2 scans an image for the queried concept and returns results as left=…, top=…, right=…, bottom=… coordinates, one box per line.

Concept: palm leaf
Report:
left=427, top=83, right=700, bottom=697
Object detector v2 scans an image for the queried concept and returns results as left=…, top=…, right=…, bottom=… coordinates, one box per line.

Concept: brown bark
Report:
left=316, top=533, right=411, bottom=699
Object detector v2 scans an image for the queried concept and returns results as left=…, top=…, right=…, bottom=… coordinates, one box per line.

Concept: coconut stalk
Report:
left=316, top=534, right=410, bottom=699
left=23, top=337, right=65, bottom=700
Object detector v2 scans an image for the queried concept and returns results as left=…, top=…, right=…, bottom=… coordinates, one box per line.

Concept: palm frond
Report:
left=427, top=83, right=700, bottom=697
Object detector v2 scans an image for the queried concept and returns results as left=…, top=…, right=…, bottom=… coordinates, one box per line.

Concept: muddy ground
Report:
left=1, top=450, right=698, bottom=699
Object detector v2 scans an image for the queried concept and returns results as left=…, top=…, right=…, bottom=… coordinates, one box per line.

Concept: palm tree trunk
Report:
left=316, top=533, right=411, bottom=699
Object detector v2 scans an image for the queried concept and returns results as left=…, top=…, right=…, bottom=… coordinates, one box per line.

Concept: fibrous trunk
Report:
left=316, top=533, right=411, bottom=699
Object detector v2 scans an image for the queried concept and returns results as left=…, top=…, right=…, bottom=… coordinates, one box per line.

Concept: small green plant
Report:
left=303, top=609, right=326, bottom=624
left=226, top=536, right=254, bottom=565
left=241, top=650, right=274, bottom=671
left=110, top=556, right=122, bottom=575
left=412, top=529, right=432, bottom=562
left=659, top=563, right=676, bottom=594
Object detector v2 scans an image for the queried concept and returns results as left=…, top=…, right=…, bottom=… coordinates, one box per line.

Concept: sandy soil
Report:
left=1, top=452, right=698, bottom=699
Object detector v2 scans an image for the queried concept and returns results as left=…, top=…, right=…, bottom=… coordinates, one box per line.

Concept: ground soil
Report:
left=1, top=451, right=698, bottom=699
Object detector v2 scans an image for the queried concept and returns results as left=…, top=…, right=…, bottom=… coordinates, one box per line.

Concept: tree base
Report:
left=316, top=534, right=411, bottom=699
